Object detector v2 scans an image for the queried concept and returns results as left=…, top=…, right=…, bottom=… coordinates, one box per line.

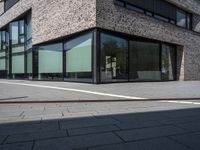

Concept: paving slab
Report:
left=68, top=125, right=119, bottom=136
left=0, top=122, right=59, bottom=135
left=116, top=125, right=186, bottom=142
left=170, top=133, right=200, bottom=150
left=5, top=130, right=67, bottom=144
left=0, top=142, right=33, bottom=150
left=175, top=121, right=200, bottom=132
left=33, top=133, right=122, bottom=150
left=60, top=117, right=119, bottom=129
left=116, top=120, right=161, bottom=130
left=89, top=137, right=190, bottom=150
left=0, top=135, right=7, bottom=144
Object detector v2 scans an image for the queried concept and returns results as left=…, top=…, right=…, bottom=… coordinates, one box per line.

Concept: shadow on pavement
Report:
left=0, top=107, right=200, bottom=150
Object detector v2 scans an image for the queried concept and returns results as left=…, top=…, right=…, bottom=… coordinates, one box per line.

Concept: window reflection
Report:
left=100, top=33, right=128, bottom=82
left=129, top=41, right=161, bottom=81
left=64, top=33, right=93, bottom=82
left=38, top=43, right=63, bottom=80
left=176, top=10, right=186, bottom=28
left=162, top=44, right=176, bottom=80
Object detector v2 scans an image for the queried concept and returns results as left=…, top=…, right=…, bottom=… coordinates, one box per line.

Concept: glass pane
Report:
left=12, top=45, right=24, bottom=53
left=2, top=31, right=6, bottom=50
left=0, top=58, right=6, bottom=70
left=64, top=33, right=93, bottom=82
left=38, top=43, right=63, bottom=74
left=19, top=35, right=25, bottom=44
left=129, top=41, right=161, bottom=81
left=11, top=22, right=19, bottom=45
left=66, top=33, right=92, bottom=73
left=162, top=44, right=175, bottom=80
left=0, top=51, right=5, bottom=57
left=12, top=54, right=25, bottom=74
left=27, top=51, right=32, bottom=74
left=187, top=14, right=191, bottom=29
left=26, top=13, right=32, bottom=50
left=0, top=32, right=1, bottom=50
left=176, top=10, right=186, bottom=27
left=100, top=33, right=128, bottom=82
left=19, top=20, right=25, bottom=35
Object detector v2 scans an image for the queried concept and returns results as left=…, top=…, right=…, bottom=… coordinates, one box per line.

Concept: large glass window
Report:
left=26, top=13, right=32, bottom=50
left=0, top=51, right=6, bottom=71
left=10, top=21, right=25, bottom=77
left=38, top=43, right=63, bottom=80
left=0, top=31, right=6, bottom=71
left=26, top=50, right=32, bottom=74
left=0, top=31, right=8, bottom=78
left=11, top=22, right=19, bottom=45
left=161, top=44, right=176, bottom=80
left=12, top=53, right=25, bottom=74
left=100, top=33, right=128, bottom=82
left=129, top=41, right=161, bottom=81
left=25, top=13, right=33, bottom=79
left=64, top=33, right=93, bottom=82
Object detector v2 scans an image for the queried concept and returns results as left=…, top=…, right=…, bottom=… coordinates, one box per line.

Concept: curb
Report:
left=0, top=97, right=199, bottom=104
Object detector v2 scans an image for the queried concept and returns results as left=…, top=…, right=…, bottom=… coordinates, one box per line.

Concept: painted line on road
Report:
left=161, top=100, right=200, bottom=105
left=0, top=81, right=146, bottom=100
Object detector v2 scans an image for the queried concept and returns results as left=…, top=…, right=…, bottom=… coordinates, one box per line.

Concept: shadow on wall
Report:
left=0, top=107, right=200, bottom=149
left=176, top=45, right=184, bottom=81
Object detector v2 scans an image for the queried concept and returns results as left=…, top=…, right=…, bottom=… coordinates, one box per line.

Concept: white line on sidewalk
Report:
left=161, top=100, right=200, bottom=105
left=0, top=81, right=146, bottom=100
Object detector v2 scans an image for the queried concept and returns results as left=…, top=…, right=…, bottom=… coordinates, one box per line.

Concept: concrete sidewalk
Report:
left=0, top=100, right=200, bottom=150
left=0, top=80, right=200, bottom=103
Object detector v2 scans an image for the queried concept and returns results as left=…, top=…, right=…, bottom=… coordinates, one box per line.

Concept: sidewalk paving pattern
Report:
left=0, top=80, right=200, bottom=150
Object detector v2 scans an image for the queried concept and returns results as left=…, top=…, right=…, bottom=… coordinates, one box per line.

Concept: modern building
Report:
left=0, top=0, right=200, bottom=83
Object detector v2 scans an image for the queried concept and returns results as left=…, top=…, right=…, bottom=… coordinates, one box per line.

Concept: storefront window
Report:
left=129, top=41, right=161, bottom=81
left=100, top=33, right=128, bottom=82
left=64, top=33, right=93, bottom=82
left=38, top=43, right=63, bottom=80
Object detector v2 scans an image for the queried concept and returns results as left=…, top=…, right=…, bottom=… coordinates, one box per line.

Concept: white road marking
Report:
left=0, top=81, right=146, bottom=100
left=161, top=100, right=200, bottom=105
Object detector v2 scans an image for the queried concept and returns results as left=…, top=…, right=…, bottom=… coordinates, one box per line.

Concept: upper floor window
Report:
left=114, top=0, right=193, bottom=30
left=176, top=10, right=186, bottom=28
left=4, top=0, right=19, bottom=12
